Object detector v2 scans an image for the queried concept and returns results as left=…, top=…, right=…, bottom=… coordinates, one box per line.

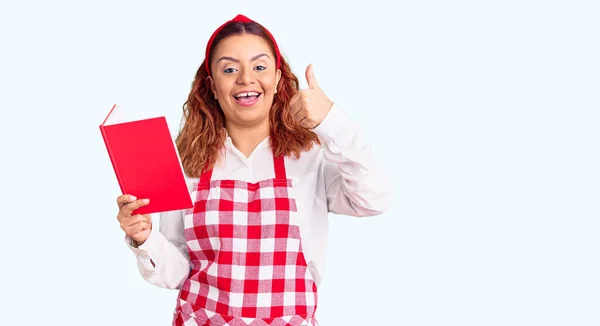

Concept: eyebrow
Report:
left=217, top=53, right=271, bottom=64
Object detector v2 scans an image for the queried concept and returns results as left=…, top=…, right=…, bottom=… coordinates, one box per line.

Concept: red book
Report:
left=99, top=104, right=193, bottom=215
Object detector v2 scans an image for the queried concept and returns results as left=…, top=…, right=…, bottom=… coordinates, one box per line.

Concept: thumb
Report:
left=305, top=63, right=320, bottom=89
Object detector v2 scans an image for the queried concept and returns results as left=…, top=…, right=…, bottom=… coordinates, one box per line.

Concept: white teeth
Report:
left=234, top=92, right=260, bottom=98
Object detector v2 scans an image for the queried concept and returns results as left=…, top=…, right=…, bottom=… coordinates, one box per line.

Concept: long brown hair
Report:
left=175, top=21, right=320, bottom=178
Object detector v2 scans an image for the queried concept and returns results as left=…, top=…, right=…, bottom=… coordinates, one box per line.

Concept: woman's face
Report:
left=209, top=33, right=282, bottom=129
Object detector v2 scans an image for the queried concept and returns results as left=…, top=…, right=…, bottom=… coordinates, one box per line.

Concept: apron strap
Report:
left=199, top=168, right=213, bottom=184
left=273, top=156, right=287, bottom=179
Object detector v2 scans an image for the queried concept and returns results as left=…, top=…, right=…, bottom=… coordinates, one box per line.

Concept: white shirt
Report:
left=126, top=104, right=394, bottom=290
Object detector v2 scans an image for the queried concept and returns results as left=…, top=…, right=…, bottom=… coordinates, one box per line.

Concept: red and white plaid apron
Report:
left=173, top=155, right=318, bottom=326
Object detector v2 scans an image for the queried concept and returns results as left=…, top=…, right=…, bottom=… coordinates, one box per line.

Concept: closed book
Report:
left=99, top=104, right=193, bottom=215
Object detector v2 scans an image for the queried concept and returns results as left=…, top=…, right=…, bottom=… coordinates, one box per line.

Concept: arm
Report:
left=312, top=104, right=394, bottom=217
left=125, top=209, right=190, bottom=289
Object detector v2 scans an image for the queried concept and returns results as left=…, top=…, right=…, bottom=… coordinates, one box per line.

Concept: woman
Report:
left=116, top=14, right=393, bottom=326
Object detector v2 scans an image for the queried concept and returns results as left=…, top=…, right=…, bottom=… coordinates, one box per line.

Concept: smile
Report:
left=233, top=91, right=262, bottom=107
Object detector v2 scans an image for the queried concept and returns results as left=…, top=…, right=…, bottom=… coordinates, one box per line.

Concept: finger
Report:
left=124, top=216, right=151, bottom=231
left=299, top=117, right=314, bottom=129
left=305, top=63, right=319, bottom=89
left=132, top=229, right=150, bottom=241
left=295, top=108, right=315, bottom=128
left=291, top=91, right=309, bottom=117
left=291, top=100, right=305, bottom=118
left=126, top=221, right=149, bottom=236
left=121, top=199, right=150, bottom=215
left=121, top=214, right=151, bottom=227
left=117, top=194, right=138, bottom=208
left=288, top=92, right=302, bottom=109
left=294, top=108, right=308, bottom=122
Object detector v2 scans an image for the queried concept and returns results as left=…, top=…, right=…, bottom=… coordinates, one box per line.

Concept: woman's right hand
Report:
left=116, top=195, right=152, bottom=246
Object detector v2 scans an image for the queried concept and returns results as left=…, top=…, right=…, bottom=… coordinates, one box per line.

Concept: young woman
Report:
left=115, top=14, right=393, bottom=326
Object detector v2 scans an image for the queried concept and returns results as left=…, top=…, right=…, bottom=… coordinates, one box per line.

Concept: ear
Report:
left=275, top=69, right=282, bottom=94
left=208, top=76, right=217, bottom=99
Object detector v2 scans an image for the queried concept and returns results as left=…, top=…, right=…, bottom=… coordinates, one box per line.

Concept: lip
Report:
left=233, top=93, right=262, bottom=107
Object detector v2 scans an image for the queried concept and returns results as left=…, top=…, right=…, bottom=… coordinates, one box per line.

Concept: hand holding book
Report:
left=116, top=194, right=152, bottom=245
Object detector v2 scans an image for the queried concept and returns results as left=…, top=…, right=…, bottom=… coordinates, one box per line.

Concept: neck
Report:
left=226, top=120, right=270, bottom=157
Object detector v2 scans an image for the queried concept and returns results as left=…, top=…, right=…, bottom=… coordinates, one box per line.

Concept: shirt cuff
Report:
left=124, top=227, right=164, bottom=270
left=311, top=103, right=348, bottom=143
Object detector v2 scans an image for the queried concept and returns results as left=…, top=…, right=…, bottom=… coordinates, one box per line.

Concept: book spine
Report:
left=99, top=125, right=126, bottom=195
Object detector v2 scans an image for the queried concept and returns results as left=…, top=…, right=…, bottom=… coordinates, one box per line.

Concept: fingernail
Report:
left=142, top=199, right=150, bottom=204
left=130, top=195, right=137, bottom=201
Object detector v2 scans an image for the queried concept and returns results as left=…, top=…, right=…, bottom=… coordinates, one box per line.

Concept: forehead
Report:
left=212, top=33, right=274, bottom=59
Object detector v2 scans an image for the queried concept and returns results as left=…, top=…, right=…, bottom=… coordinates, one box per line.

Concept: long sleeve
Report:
left=125, top=209, right=191, bottom=289
left=312, top=103, right=394, bottom=217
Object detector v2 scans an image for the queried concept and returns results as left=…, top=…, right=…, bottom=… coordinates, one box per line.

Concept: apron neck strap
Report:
left=199, top=168, right=213, bottom=184
left=273, top=156, right=287, bottom=179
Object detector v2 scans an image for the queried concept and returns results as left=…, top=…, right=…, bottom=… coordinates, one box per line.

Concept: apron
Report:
left=173, top=155, right=319, bottom=326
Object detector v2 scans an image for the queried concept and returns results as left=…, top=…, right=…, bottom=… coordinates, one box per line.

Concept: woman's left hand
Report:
left=289, top=64, right=334, bottom=130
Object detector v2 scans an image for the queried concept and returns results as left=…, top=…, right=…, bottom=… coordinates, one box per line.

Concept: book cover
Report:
left=100, top=104, right=193, bottom=215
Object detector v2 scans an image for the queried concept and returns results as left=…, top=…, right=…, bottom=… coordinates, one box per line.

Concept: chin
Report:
left=233, top=107, right=269, bottom=125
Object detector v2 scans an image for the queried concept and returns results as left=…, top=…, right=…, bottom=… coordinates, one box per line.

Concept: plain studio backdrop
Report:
left=0, top=0, right=598, bottom=325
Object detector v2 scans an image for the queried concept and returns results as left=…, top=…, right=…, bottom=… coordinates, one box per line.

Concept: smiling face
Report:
left=208, top=33, right=282, bottom=129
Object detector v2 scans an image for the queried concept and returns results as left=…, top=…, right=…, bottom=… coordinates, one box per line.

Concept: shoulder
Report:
left=288, top=140, right=324, bottom=161
left=284, top=142, right=326, bottom=178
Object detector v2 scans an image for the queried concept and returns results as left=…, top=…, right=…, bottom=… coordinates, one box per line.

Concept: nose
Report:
left=236, top=67, right=255, bottom=85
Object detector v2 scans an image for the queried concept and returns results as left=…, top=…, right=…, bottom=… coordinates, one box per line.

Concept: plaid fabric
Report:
left=173, top=156, right=318, bottom=326
left=174, top=304, right=318, bottom=326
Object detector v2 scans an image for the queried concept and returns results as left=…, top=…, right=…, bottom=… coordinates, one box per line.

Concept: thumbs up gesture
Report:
left=289, top=64, right=334, bottom=130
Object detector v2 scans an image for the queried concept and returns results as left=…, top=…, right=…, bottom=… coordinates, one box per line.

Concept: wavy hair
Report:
left=175, top=21, right=320, bottom=178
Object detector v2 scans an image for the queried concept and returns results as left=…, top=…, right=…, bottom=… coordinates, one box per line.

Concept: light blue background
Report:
left=1, top=0, right=598, bottom=325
